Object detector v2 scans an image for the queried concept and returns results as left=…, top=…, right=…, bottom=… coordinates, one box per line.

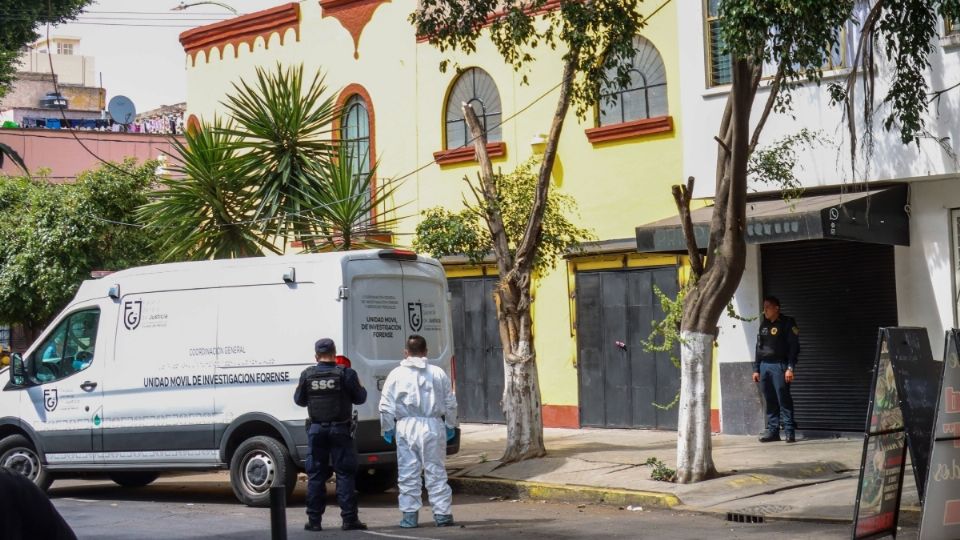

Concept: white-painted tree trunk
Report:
left=501, top=339, right=546, bottom=463
left=676, top=330, right=717, bottom=483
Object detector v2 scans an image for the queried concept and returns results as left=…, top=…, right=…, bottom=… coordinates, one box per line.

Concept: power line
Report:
left=26, top=0, right=673, bottom=231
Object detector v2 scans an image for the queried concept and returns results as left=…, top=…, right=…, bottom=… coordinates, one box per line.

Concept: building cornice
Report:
left=320, top=0, right=392, bottom=59
left=179, top=3, right=301, bottom=66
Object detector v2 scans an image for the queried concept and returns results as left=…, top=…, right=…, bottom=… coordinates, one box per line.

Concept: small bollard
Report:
left=270, top=485, right=287, bottom=540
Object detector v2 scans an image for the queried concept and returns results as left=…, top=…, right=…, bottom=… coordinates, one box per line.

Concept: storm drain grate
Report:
left=726, top=512, right=765, bottom=524
left=726, top=504, right=794, bottom=524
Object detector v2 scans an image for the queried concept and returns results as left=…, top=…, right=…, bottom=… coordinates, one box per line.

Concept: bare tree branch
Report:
left=749, top=63, right=786, bottom=155
left=672, top=176, right=704, bottom=279
left=513, top=53, right=578, bottom=275
left=463, top=103, right=513, bottom=278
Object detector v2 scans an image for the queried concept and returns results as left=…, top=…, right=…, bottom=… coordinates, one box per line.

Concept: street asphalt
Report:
left=48, top=473, right=920, bottom=539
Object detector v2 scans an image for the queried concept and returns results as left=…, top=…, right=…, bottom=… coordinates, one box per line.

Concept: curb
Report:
left=448, top=477, right=681, bottom=509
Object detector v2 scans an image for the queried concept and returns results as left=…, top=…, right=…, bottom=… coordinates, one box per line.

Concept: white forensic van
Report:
left=0, top=249, right=459, bottom=506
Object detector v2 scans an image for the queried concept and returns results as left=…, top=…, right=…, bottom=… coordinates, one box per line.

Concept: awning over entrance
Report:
left=635, top=185, right=909, bottom=253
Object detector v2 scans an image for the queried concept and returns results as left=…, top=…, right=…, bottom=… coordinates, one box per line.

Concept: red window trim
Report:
left=584, top=115, right=673, bottom=145
left=433, top=141, right=507, bottom=166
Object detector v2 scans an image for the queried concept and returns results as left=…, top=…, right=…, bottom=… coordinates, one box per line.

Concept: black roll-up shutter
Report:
left=761, top=240, right=898, bottom=433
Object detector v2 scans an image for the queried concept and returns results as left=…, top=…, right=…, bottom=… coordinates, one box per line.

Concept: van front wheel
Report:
left=229, top=436, right=297, bottom=507
left=0, top=434, right=53, bottom=491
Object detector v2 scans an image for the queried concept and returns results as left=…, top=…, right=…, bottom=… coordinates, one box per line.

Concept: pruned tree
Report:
left=412, top=0, right=645, bottom=462
left=672, top=0, right=960, bottom=483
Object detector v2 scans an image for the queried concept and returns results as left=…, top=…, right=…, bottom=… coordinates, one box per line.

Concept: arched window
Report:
left=598, top=37, right=668, bottom=127
left=445, top=68, right=502, bottom=149
left=342, top=95, right=371, bottom=182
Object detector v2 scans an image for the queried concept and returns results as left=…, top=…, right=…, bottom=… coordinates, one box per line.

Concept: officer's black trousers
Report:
left=759, top=362, right=796, bottom=434
left=305, top=423, right=359, bottom=524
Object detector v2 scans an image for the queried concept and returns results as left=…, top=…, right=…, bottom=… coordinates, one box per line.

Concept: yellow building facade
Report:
left=181, top=0, right=712, bottom=429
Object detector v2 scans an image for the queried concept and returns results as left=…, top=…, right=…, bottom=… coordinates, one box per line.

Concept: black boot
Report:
left=304, top=521, right=322, bottom=532
left=342, top=520, right=368, bottom=531
left=785, top=432, right=796, bottom=443
left=758, top=431, right=781, bottom=443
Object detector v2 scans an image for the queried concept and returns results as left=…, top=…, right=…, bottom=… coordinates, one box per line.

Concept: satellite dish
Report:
left=108, top=95, right=137, bottom=125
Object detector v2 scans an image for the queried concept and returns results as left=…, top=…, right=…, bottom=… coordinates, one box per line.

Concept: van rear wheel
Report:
left=356, top=467, right=396, bottom=493
left=109, top=471, right=159, bottom=488
left=229, top=436, right=297, bottom=507
left=0, top=434, right=53, bottom=491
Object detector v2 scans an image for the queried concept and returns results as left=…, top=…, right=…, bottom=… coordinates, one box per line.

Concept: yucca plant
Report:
left=219, top=63, right=338, bottom=250
left=299, top=144, right=405, bottom=251
left=138, top=118, right=279, bottom=261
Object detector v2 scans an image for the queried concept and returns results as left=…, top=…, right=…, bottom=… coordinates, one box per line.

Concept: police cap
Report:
left=315, top=338, right=336, bottom=355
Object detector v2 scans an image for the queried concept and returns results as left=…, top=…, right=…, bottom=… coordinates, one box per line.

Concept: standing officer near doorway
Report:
left=294, top=338, right=368, bottom=532
left=752, top=296, right=800, bottom=443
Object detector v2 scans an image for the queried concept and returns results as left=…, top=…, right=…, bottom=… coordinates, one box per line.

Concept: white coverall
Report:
left=379, top=356, right=458, bottom=515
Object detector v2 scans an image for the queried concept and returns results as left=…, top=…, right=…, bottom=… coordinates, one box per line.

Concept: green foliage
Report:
left=220, top=63, right=339, bottom=246
left=0, top=0, right=93, bottom=97
left=144, top=64, right=404, bottom=258
left=642, top=284, right=686, bottom=371
left=0, top=160, right=158, bottom=330
left=299, top=145, right=405, bottom=251
left=644, top=457, right=677, bottom=483
left=748, top=129, right=825, bottom=204
left=413, top=157, right=594, bottom=273
left=413, top=207, right=489, bottom=263
left=138, top=118, right=278, bottom=261
left=720, top=0, right=960, bottom=144
left=410, top=0, right=647, bottom=118
left=641, top=282, right=756, bottom=410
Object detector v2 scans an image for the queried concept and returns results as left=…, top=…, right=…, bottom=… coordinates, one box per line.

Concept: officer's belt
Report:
left=312, top=419, right=352, bottom=426
left=758, top=358, right=786, bottom=364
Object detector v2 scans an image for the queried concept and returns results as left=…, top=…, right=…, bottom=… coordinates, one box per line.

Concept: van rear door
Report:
left=344, top=257, right=407, bottom=376
left=398, top=259, right=452, bottom=371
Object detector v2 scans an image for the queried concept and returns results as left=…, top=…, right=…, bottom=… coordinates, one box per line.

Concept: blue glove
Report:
left=383, top=430, right=395, bottom=444
left=446, top=427, right=456, bottom=442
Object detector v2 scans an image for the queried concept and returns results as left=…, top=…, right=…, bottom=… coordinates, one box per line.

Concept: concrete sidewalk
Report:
left=447, top=424, right=921, bottom=524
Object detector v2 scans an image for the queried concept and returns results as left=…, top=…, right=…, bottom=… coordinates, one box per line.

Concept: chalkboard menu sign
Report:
left=853, top=330, right=908, bottom=540
left=886, top=328, right=940, bottom=502
left=919, top=330, right=960, bottom=539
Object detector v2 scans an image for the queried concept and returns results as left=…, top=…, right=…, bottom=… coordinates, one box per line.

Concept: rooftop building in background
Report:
left=0, top=36, right=105, bottom=129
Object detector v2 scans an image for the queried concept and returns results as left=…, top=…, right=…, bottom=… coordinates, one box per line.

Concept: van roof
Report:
left=73, top=250, right=438, bottom=303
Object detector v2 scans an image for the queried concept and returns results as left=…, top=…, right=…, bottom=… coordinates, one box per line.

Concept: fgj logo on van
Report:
left=43, top=389, right=58, bottom=412
left=124, top=300, right=143, bottom=330
left=407, top=302, right=423, bottom=332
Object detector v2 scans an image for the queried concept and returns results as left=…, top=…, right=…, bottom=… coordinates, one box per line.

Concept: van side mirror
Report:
left=9, top=353, right=26, bottom=387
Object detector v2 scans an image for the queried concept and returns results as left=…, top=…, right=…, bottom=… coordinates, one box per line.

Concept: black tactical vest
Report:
left=306, top=366, right=350, bottom=423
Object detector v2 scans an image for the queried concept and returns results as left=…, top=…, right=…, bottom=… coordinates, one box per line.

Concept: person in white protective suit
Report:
left=379, top=334, right=458, bottom=528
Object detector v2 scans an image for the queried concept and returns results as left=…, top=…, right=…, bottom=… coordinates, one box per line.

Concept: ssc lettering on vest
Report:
left=311, top=379, right=338, bottom=390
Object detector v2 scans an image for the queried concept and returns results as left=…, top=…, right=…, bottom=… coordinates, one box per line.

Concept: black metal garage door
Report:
left=576, top=267, right=680, bottom=429
left=761, top=240, right=898, bottom=433
left=449, top=276, right=505, bottom=424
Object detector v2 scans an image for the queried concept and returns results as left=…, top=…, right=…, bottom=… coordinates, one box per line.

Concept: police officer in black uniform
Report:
left=752, top=296, right=800, bottom=443
left=294, top=338, right=368, bottom=532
